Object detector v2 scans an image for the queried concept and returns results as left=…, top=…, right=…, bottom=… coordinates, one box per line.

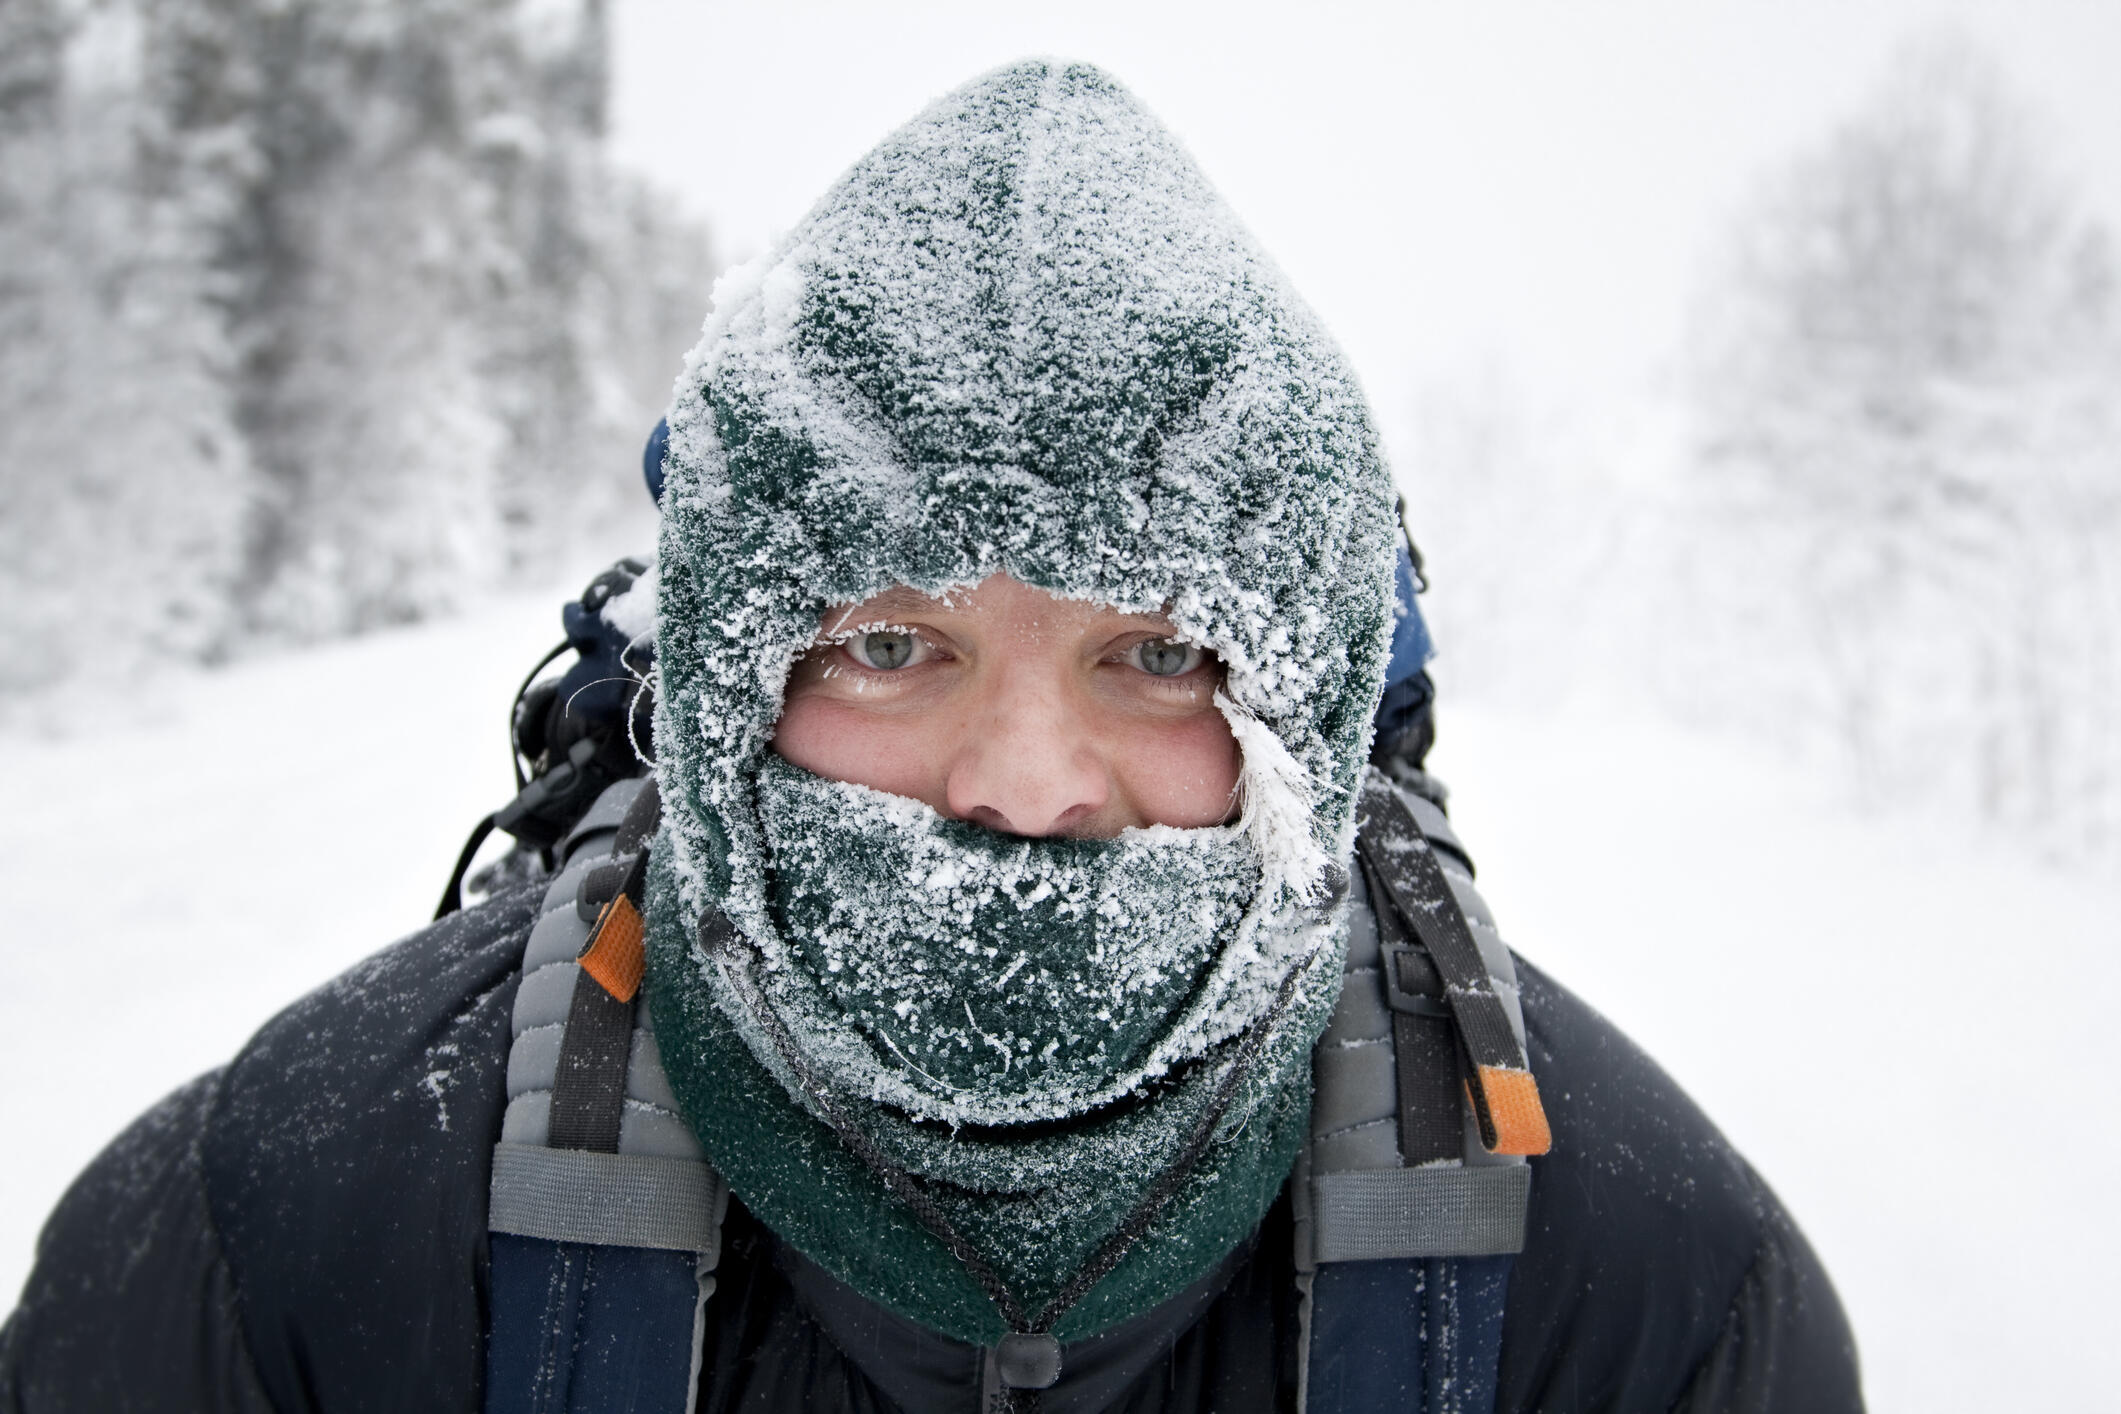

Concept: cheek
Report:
left=1112, top=710, right=1243, bottom=829
left=771, top=693, right=953, bottom=810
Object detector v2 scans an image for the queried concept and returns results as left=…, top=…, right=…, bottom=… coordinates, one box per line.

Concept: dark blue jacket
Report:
left=0, top=888, right=1860, bottom=1412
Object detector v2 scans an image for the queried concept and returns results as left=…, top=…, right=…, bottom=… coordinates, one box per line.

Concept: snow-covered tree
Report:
left=0, top=0, right=258, bottom=685
left=1684, top=37, right=2121, bottom=854
left=0, top=0, right=714, bottom=685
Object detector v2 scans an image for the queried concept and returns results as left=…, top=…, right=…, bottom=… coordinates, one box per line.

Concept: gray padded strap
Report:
left=556, top=775, right=651, bottom=860
left=504, top=776, right=705, bottom=1164
left=1311, top=1165, right=1529, bottom=1261
left=489, top=1142, right=728, bottom=1254
left=1299, top=776, right=1537, bottom=1281
left=1402, top=789, right=1471, bottom=872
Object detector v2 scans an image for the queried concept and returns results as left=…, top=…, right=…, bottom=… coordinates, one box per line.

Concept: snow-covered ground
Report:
left=1431, top=704, right=2118, bottom=1413
left=1, top=598, right=2113, bottom=1410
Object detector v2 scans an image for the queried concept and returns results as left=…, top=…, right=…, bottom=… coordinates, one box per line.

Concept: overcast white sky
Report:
left=607, top=1, right=2121, bottom=447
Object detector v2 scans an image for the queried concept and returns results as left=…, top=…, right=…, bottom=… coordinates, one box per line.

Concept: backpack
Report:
left=448, top=534, right=1547, bottom=1413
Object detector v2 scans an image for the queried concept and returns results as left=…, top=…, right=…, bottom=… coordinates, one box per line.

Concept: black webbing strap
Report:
left=433, top=813, right=498, bottom=920
left=1358, top=850, right=1464, bottom=1165
left=547, top=778, right=662, bottom=1154
left=613, top=777, right=662, bottom=856
left=548, top=973, right=634, bottom=1152
left=1355, top=770, right=1550, bottom=1157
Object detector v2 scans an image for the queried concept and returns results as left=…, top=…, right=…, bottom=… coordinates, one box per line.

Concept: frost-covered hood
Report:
left=646, top=58, right=1403, bottom=1343
left=653, top=58, right=1401, bottom=928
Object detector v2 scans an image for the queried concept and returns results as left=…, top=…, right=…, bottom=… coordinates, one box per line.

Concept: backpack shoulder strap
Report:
left=1354, top=772, right=1550, bottom=1158
left=484, top=777, right=729, bottom=1414
left=1296, top=768, right=1552, bottom=1414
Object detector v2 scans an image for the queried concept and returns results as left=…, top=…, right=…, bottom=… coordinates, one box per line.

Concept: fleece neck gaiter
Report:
left=648, top=760, right=1342, bottom=1343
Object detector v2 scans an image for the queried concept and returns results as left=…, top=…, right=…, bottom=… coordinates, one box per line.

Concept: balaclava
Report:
left=647, top=59, right=1401, bottom=1347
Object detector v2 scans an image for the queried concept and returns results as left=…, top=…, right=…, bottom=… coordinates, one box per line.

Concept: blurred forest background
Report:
left=0, top=0, right=710, bottom=677
left=2, top=3, right=2118, bottom=871
left=1403, top=39, right=2121, bottom=869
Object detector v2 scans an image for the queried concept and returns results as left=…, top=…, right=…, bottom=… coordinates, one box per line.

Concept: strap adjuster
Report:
left=1381, top=941, right=1451, bottom=1019
left=1356, top=770, right=1552, bottom=1158
left=577, top=848, right=650, bottom=1003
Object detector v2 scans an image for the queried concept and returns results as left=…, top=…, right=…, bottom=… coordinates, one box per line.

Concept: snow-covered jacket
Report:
left=0, top=863, right=1861, bottom=1412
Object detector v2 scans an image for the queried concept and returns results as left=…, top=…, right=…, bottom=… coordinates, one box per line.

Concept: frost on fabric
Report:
left=421, top=1062, right=454, bottom=1132
left=652, top=59, right=1401, bottom=961
left=748, top=756, right=1338, bottom=1127
left=597, top=562, right=659, bottom=645
left=645, top=829, right=1347, bottom=1329
left=644, top=60, right=1406, bottom=1276
left=1216, top=692, right=1336, bottom=904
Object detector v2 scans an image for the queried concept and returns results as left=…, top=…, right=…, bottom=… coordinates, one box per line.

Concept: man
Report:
left=1, top=60, right=1861, bottom=1412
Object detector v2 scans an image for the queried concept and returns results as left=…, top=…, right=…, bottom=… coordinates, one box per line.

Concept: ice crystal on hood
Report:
left=598, top=562, right=659, bottom=644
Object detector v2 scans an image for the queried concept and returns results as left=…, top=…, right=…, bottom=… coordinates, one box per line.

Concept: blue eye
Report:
left=848, top=630, right=919, bottom=670
left=1130, top=638, right=1202, bottom=677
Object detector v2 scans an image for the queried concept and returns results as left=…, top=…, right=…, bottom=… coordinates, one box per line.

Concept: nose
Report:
left=943, top=673, right=1111, bottom=837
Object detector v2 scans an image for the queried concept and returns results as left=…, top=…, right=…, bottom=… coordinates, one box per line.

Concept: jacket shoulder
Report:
left=3, top=886, right=540, bottom=1414
left=1, top=1073, right=274, bottom=1413
left=1502, top=959, right=1861, bottom=1414
left=203, top=885, right=540, bottom=1412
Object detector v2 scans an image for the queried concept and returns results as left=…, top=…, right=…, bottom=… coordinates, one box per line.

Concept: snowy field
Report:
left=1, top=593, right=2114, bottom=1411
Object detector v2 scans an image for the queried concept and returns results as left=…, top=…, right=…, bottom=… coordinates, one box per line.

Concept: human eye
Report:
left=843, top=628, right=928, bottom=671
left=1125, top=637, right=1205, bottom=677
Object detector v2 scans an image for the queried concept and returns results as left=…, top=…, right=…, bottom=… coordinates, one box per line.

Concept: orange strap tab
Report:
left=1471, top=1065, right=1552, bottom=1157
left=579, top=893, right=647, bottom=1002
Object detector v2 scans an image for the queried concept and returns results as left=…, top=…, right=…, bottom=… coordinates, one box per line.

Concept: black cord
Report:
left=432, top=813, right=498, bottom=920
left=701, top=910, right=1030, bottom=1329
left=1030, top=954, right=1311, bottom=1331
left=1394, top=493, right=1428, bottom=593
left=510, top=640, right=572, bottom=792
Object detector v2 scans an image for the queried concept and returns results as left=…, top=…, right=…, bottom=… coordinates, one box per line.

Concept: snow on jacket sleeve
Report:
left=0, top=886, right=538, bottom=1414
left=4, top=884, right=1862, bottom=1414
left=1500, top=960, right=1863, bottom=1414
left=0, top=1072, right=275, bottom=1413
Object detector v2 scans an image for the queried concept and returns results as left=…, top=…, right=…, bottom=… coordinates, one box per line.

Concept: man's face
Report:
left=772, top=574, right=1241, bottom=839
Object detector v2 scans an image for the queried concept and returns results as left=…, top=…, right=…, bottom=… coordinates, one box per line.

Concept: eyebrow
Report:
left=851, top=587, right=955, bottom=615
left=819, top=587, right=1179, bottom=634
left=820, top=587, right=952, bottom=634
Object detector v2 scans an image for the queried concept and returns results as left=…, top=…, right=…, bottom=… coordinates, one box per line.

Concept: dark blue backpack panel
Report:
left=486, top=1234, right=703, bottom=1414
left=1307, top=1256, right=1512, bottom=1414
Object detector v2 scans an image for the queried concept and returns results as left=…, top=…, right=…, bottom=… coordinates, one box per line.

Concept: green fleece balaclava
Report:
left=646, top=59, right=1401, bottom=1346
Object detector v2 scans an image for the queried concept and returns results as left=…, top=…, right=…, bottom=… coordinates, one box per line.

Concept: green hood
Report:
left=648, top=58, right=1401, bottom=1343
left=654, top=58, right=1399, bottom=921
